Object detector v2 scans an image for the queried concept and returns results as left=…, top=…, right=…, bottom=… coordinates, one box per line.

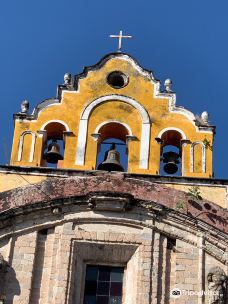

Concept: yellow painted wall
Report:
left=164, top=183, right=227, bottom=209
left=10, top=54, right=214, bottom=177
left=0, top=173, right=46, bottom=192
left=193, top=144, right=203, bottom=173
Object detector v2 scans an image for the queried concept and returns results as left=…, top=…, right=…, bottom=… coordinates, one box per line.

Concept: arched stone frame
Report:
left=76, top=95, right=151, bottom=169
left=92, top=120, right=134, bottom=170
left=157, top=127, right=187, bottom=175
left=190, top=141, right=206, bottom=173
left=40, top=119, right=71, bottom=159
left=157, top=127, right=187, bottom=141
left=17, top=131, right=36, bottom=162
left=40, top=119, right=70, bottom=132
left=94, top=120, right=133, bottom=137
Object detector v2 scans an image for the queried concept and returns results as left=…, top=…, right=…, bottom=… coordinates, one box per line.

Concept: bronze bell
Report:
left=97, top=143, right=124, bottom=172
left=163, top=151, right=180, bottom=174
left=44, top=140, right=63, bottom=164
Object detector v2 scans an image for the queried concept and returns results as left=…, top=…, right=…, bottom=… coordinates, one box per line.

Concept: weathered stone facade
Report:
left=0, top=168, right=227, bottom=303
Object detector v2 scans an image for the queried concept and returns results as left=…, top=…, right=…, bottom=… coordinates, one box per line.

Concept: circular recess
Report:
left=107, top=71, right=128, bottom=89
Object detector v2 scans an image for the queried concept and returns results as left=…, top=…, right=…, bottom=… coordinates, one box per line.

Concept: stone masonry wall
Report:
left=1, top=211, right=226, bottom=304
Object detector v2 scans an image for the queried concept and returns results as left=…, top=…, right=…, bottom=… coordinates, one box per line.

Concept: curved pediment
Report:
left=73, top=52, right=158, bottom=88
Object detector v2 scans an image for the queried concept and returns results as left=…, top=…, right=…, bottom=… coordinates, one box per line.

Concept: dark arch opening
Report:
left=42, top=122, right=67, bottom=168
left=160, top=130, right=183, bottom=176
left=96, top=122, right=129, bottom=172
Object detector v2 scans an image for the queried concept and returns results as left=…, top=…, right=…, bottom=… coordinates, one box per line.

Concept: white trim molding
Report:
left=190, top=142, right=206, bottom=173
left=76, top=95, right=151, bottom=169
left=157, top=127, right=187, bottom=140
left=40, top=120, right=70, bottom=132
left=18, top=131, right=36, bottom=162
left=94, top=120, right=133, bottom=136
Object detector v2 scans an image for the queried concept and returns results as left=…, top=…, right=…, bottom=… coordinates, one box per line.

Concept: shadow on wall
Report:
left=5, top=267, right=20, bottom=304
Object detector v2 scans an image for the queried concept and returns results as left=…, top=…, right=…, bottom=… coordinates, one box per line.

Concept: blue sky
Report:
left=0, top=0, right=228, bottom=178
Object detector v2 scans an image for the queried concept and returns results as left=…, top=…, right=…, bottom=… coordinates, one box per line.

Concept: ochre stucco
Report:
left=164, top=183, right=227, bottom=208
left=0, top=173, right=46, bottom=192
left=10, top=54, right=214, bottom=177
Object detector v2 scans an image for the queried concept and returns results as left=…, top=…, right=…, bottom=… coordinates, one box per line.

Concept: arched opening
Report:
left=76, top=95, right=150, bottom=169
left=42, top=122, right=67, bottom=168
left=159, top=130, right=183, bottom=176
left=96, top=122, right=129, bottom=172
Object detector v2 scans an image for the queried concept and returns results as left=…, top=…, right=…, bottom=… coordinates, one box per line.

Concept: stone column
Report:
left=51, top=223, right=74, bottom=304
left=136, top=228, right=153, bottom=304
left=151, top=231, right=161, bottom=304
left=197, top=233, right=205, bottom=304
left=7, top=232, right=37, bottom=304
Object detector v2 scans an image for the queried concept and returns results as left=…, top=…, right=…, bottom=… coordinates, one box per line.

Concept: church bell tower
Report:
left=11, top=52, right=215, bottom=178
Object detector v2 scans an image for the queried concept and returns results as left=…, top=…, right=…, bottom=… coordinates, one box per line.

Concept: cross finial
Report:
left=110, top=30, right=132, bottom=52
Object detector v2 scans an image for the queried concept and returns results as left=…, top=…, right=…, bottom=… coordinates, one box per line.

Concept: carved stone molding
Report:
left=87, top=192, right=133, bottom=212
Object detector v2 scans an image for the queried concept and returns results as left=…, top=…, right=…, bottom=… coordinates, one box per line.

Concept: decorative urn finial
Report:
left=20, top=100, right=29, bottom=114
left=164, top=79, right=173, bottom=92
left=64, top=73, right=72, bottom=85
left=201, top=111, right=209, bottom=124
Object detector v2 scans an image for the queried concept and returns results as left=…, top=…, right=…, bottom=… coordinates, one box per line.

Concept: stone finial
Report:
left=64, top=73, right=72, bottom=85
left=207, top=266, right=227, bottom=304
left=20, top=100, right=29, bottom=114
left=164, top=78, right=173, bottom=92
left=201, top=111, right=209, bottom=124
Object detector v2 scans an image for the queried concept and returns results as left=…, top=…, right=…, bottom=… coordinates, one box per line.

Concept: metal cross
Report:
left=110, top=30, right=132, bottom=52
